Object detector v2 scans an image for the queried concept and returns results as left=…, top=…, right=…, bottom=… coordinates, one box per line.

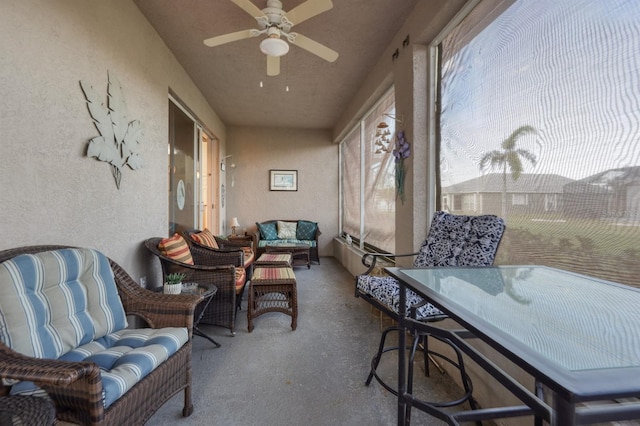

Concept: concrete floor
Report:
left=146, top=257, right=474, bottom=426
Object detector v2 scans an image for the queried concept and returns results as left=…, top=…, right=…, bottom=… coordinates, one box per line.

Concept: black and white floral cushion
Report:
left=356, top=211, right=506, bottom=321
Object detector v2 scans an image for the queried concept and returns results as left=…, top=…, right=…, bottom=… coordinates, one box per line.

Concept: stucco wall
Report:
left=225, top=126, right=338, bottom=257
left=0, top=0, right=225, bottom=284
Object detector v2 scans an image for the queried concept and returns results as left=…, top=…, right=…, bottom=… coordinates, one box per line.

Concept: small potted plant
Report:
left=164, top=272, right=186, bottom=294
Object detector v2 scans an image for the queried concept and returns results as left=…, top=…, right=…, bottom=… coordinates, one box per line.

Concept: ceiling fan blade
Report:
left=267, top=55, right=280, bottom=76
left=231, top=0, right=263, bottom=19
left=203, top=29, right=256, bottom=47
left=290, top=33, right=338, bottom=62
left=285, top=0, right=333, bottom=26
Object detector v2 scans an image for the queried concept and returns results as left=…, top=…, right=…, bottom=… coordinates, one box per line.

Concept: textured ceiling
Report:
left=133, top=0, right=419, bottom=129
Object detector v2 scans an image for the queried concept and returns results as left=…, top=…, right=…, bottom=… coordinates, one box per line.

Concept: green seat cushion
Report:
left=257, top=239, right=316, bottom=248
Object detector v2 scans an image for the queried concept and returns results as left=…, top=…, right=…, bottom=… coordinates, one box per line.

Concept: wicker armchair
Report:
left=183, top=228, right=254, bottom=280
left=0, top=245, right=200, bottom=426
left=145, top=238, right=243, bottom=334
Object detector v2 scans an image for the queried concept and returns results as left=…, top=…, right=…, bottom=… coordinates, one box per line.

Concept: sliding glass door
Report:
left=168, top=98, right=218, bottom=236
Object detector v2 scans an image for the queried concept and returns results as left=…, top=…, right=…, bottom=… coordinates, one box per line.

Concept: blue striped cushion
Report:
left=13, top=327, right=189, bottom=408
left=0, top=248, right=127, bottom=359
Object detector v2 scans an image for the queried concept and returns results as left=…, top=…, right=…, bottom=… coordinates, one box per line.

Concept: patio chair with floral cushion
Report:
left=355, top=211, right=505, bottom=412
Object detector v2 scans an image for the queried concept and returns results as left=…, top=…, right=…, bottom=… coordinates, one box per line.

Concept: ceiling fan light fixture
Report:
left=260, top=37, right=289, bottom=57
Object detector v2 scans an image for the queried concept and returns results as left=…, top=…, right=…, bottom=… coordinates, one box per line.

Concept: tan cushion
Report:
left=277, top=221, right=297, bottom=239
left=192, top=228, right=219, bottom=249
left=235, top=267, right=246, bottom=293
left=158, top=233, right=194, bottom=265
left=242, top=247, right=255, bottom=267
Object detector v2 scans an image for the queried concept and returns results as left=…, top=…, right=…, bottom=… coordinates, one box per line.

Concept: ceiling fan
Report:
left=203, top=0, right=339, bottom=76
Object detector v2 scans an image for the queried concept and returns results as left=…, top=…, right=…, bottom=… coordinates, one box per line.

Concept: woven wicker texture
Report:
left=248, top=267, right=297, bottom=332
left=0, top=245, right=199, bottom=426
left=0, top=395, right=56, bottom=426
left=255, top=253, right=293, bottom=267
left=265, top=244, right=311, bottom=269
left=146, top=238, right=243, bottom=333
left=183, top=229, right=255, bottom=279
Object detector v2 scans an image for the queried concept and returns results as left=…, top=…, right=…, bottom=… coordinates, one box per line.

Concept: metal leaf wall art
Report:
left=80, top=71, right=144, bottom=189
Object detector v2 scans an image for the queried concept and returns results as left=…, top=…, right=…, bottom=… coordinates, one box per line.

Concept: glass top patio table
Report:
left=386, top=265, right=640, bottom=424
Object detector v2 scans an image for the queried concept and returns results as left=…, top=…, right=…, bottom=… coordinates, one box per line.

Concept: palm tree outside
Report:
left=479, top=125, right=539, bottom=218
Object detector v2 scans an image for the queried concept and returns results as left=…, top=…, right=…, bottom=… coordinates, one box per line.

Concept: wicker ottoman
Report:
left=265, top=244, right=311, bottom=269
left=254, top=253, right=293, bottom=267
left=248, top=267, right=297, bottom=332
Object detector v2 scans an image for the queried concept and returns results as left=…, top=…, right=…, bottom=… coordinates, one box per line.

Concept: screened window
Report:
left=512, top=194, right=527, bottom=206
left=462, top=194, right=477, bottom=211
left=341, top=89, right=396, bottom=252
left=439, top=0, right=640, bottom=287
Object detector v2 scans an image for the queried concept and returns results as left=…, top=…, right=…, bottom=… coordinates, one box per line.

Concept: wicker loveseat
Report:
left=254, top=219, right=321, bottom=264
left=0, top=245, right=200, bottom=425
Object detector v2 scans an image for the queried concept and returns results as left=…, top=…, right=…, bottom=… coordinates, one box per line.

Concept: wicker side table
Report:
left=0, top=395, right=56, bottom=426
left=248, top=267, right=297, bottom=332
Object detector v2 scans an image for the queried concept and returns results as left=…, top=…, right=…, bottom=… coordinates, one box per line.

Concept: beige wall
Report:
left=0, top=0, right=225, bottom=284
left=225, top=126, right=338, bottom=257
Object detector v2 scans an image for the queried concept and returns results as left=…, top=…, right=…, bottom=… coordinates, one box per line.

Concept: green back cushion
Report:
left=257, top=222, right=278, bottom=240
left=0, top=248, right=127, bottom=359
left=297, top=220, right=318, bottom=240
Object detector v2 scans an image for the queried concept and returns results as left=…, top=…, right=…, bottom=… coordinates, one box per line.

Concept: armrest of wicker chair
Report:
left=214, top=235, right=252, bottom=249
left=0, top=344, right=106, bottom=421
left=189, top=244, right=244, bottom=267
left=0, top=345, right=101, bottom=387
left=109, top=257, right=202, bottom=333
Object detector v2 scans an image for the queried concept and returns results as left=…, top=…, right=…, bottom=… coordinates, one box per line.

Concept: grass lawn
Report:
left=495, top=214, right=640, bottom=287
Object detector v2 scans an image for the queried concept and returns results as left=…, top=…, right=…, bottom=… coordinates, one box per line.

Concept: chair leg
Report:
left=406, top=330, right=422, bottom=424
left=407, top=333, right=479, bottom=410
left=423, top=334, right=430, bottom=377
left=366, top=325, right=402, bottom=387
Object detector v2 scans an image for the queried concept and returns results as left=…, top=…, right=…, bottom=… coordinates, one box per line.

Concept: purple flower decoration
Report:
left=393, top=130, right=410, bottom=204
left=393, top=131, right=411, bottom=161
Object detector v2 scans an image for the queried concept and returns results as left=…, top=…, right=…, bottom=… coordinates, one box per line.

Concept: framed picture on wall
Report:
left=269, top=170, right=298, bottom=191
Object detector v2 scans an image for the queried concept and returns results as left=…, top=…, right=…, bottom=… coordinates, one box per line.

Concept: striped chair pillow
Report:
left=192, top=228, right=219, bottom=249
left=158, top=233, right=194, bottom=265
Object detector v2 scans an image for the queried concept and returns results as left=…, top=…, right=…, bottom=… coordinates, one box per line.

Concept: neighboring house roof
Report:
left=563, top=166, right=640, bottom=194
left=442, top=173, right=575, bottom=194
